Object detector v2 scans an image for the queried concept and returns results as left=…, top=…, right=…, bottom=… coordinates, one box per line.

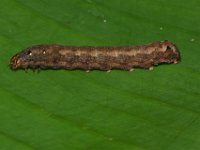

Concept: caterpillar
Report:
left=10, top=40, right=181, bottom=71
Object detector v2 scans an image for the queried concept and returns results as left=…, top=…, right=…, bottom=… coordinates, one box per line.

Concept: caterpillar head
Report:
left=10, top=45, right=60, bottom=70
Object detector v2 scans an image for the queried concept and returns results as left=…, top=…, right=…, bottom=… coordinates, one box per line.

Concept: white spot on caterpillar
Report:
left=159, top=27, right=163, bottom=30
left=17, top=59, right=20, bottom=64
left=103, top=19, right=107, bottom=23
left=149, top=67, right=154, bottom=71
left=107, top=70, right=111, bottom=73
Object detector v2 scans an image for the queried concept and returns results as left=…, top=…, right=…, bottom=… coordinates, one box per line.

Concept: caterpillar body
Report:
left=10, top=40, right=181, bottom=71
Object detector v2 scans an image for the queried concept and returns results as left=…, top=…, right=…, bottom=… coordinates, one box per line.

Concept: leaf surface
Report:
left=0, top=0, right=200, bottom=150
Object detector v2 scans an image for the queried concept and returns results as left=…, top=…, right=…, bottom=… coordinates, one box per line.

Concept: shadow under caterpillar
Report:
left=10, top=40, right=181, bottom=71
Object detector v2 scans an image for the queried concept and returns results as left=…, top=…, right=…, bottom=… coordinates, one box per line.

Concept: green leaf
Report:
left=0, top=0, right=200, bottom=150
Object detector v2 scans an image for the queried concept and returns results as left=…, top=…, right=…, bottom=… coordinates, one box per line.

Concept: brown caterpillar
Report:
left=10, top=40, right=181, bottom=71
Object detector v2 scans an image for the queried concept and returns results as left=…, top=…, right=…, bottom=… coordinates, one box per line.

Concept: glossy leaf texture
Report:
left=0, top=0, right=200, bottom=150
